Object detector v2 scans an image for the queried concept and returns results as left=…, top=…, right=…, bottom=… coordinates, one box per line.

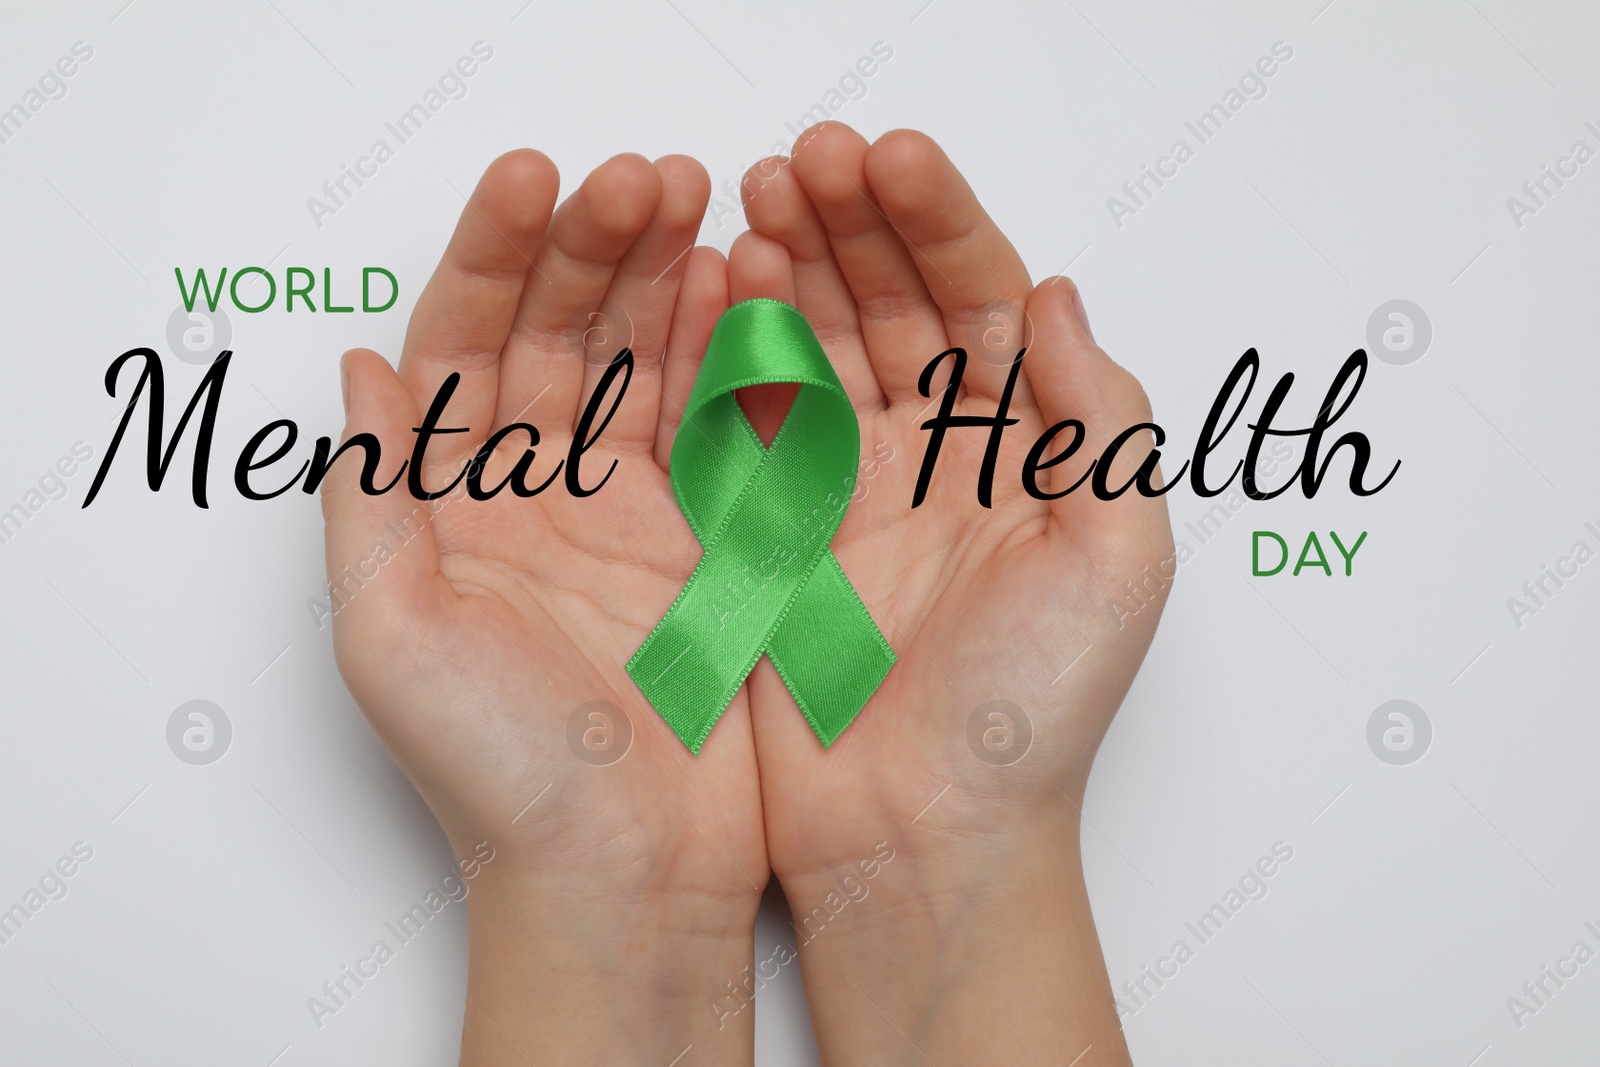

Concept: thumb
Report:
left=320, top=348, right=440, bottom=639
left=1022, top=278, right=1174, bottom=561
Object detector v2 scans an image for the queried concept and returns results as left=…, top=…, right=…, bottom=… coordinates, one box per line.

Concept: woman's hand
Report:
left=321, top=149, right=764, bottom=1066
left=733, top=122, right=1173, bottom=1066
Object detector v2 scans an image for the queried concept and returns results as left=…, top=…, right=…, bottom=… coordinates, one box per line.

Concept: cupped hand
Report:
left=320, top=150, right=764, bottom=1063
left=732, top=122, right=1172, bottom=1064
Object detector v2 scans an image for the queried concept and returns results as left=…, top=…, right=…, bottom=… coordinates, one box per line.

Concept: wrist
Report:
left=777, top=805, right=1131, bottom=1066
left=458, top=865, right=761, bottom=1066
left=778, top=803, right=1079, bottom=959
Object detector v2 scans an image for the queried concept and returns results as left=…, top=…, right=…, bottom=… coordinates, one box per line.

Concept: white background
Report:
left=2, top=0, right=1598, bottom=1063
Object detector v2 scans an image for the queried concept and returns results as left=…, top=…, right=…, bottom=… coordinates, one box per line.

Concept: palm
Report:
left=751, top=370, right=1151, bottom=875
left=325, top=150, right=765, bottom=903
left=394, top=442, right=762, bottom=896
left=731, top=124, right=1173, bottom=882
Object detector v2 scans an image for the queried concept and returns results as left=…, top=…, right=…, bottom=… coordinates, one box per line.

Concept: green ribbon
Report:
left=627, top=299, right=895, bottom=754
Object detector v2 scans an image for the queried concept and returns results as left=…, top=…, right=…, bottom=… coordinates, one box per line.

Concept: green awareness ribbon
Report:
left=627, top=299, right=895, bottom=754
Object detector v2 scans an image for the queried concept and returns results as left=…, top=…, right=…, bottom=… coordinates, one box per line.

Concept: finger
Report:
left=649, top=247, right=732, bottom=473
left=864, top=129, right=1035, bottom=403
left=740, top=153, right=884, bottom=412
left=399, top=150, right=559, bottom=478
left=655, top=247, right=729, bottom=471
left=787, top=122, right=946, bottom=402
left=322, top=350, right=441, bottom=641
left=727, top=231, right=799, bottom=445
left=728, top=229, right=797, bottom=305
left=574, top=155, right=710, bottom=454
left=1023, top=278, right=1169, bottom=551
left=494, top=153, right=662, bottom=434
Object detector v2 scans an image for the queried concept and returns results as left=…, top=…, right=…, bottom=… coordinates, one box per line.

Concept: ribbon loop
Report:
left=627, top=299, right=894, bottom=753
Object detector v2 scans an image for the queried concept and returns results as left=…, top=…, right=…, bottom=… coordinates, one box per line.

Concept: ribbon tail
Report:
left=626, top=631, right=742, bottom=756
left=766, top=554, right=895, bottom=746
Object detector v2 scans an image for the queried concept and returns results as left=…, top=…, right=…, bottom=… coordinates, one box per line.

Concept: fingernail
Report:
left=1070, top=284, right=1095, bottom=343
left=339, top=353, right=351, bottom=416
